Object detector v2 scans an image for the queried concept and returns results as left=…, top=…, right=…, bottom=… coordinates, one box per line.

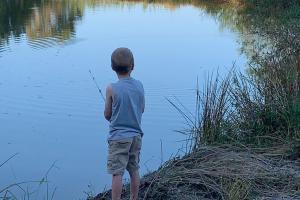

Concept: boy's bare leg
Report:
left=129, top=170, right=140, bottom=200
left=112, top=175, right=123, bottom=200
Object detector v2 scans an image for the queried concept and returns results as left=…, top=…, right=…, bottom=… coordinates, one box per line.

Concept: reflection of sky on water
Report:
left=0, top=3, right=246, bottom=199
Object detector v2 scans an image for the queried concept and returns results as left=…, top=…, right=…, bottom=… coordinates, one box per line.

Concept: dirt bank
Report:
left=92, top=144, right=300, bottom=200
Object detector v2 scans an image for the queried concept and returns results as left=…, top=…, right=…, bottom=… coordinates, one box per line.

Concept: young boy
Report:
left=104, top=47, right=145, bottom=200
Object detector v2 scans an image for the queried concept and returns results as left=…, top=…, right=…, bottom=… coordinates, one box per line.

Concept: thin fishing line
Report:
left=89, top=69, right=106, bottom=102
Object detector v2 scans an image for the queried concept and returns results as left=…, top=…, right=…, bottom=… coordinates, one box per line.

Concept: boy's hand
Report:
left=104, top=84, right=113, bottom=121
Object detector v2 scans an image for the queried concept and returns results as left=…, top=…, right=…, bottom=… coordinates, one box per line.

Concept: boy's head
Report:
left=111, top=47, right=134, bottom=75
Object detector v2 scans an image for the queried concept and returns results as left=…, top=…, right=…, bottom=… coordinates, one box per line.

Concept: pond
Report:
left=0, top=1, right=246, bottom=199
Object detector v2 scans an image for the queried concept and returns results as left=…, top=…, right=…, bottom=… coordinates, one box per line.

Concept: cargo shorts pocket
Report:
left=107, top=139, right=133, bottom=175
left=126, top=136, right=142, bottom=173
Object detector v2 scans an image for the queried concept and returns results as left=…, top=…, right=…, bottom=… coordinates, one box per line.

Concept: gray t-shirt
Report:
left=108, top=77, right=144, bottom=141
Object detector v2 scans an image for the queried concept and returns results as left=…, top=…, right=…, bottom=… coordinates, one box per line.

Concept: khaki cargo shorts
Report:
left=107, top=135, right=142, bottom=176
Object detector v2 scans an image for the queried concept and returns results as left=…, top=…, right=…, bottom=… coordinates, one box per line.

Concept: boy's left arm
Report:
left=104, top=84, right=113, bottom=121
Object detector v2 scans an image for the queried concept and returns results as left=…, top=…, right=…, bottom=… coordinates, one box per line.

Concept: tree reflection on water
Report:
left=1, top=0, right=299, bottom=79
left=0, top=0, right=242, bottom=49
left=0, top=0, right=84, bottom=48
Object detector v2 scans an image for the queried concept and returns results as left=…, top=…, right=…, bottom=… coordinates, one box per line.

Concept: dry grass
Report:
left=93, top=145, right=300, bottom=200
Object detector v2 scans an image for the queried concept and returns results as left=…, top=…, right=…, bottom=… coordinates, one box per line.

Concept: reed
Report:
left=0, top=157, right=57, bottom=200
left=169, top=50, right=300, bottom=149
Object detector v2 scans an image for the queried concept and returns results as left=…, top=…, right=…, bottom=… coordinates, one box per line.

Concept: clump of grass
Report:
left=170, top=50, right=300, bottom=149
left=0, top=155, right=57, bottom=200
left=233, top=25, right=300, bottom=145
left=166, top=71, right=233, bottom=152
left=198, top=71, right=232, bottom=146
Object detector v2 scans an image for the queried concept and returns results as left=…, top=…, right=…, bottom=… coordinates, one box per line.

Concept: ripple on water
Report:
left=0, top=83, right=196, bottom=122
left=28, top=37, right=61, bottom=50
left=0, top=43, right=8, bottom=56
left=0, top=85, right=101, bottom=120
left=27, top=34, right=75, bottom=50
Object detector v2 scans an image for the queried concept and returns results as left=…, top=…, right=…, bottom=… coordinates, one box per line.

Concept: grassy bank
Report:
left=94, top=145, right=300, bottom=200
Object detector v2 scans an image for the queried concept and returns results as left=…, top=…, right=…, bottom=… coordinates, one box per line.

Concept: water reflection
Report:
left=25, top=1, right=83, bottom=49
left=1, top=0, right=296, bottom=52
left=0, top=0, right=257, bottom=53
left=0, top=0, right=83, bottom=50
left=0, top=0, right=244, bottom=53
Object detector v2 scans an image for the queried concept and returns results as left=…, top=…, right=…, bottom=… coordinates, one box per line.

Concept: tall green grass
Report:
left=170, top=49, right=300, bottom=151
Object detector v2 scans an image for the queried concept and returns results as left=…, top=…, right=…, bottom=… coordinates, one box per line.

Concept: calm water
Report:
left=0, top=1, right=245, bottom=199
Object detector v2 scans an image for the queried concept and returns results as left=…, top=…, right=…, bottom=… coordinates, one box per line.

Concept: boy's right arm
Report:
left=104, top=84, right=113, bottom=121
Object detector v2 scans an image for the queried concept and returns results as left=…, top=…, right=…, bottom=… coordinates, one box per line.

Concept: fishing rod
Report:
left=89, top=69, right=106, bottom=102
